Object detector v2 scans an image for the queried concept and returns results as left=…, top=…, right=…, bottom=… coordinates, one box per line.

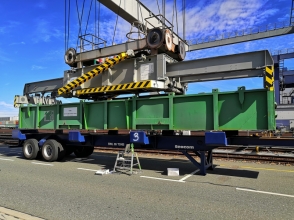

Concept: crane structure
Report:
left=11, top=0, right=294, bottom=175
left=14, top=0, right=279, bottom=106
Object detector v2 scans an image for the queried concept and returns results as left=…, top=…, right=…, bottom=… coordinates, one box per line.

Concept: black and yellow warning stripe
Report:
left=76, top=80, right=152, bottom=96
left=14, top=95, right=19, bottom=108
left=58, top=52, right=128, bottom=96
left=265, top=65, right=274, bottom=91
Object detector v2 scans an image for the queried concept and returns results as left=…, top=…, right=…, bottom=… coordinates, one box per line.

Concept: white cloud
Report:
left=0, top=101, right=18, bottom=117
left=31, top=65, right=46, bottom=70
left=0, top=21, right=21, bottom=35
left=0, top=49, right=11, bottom=63
left=9, top=42, right=25, bottom=46
left=33, top=19, right=62, bottom=43
left=0, top=101, right=13, bottom=108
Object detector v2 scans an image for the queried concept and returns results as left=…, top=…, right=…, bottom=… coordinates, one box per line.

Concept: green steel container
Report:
left=19, top=103, right=83, bottom=129
left=19, top=87, right=276, bottom=131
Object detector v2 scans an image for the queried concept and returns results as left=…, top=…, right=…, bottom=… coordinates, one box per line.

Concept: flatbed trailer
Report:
left=12, top=87, right=279, bottom=175
left=11, top=128, right=294, bottom=175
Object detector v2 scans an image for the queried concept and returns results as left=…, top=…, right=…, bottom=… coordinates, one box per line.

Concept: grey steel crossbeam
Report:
left=166, top=50, right=273, bottom=83
left=77, top=39, right=147, bottom=62
left=23, top=78, right=64, bottom=95
left=189, top=27, right=294, bottom=51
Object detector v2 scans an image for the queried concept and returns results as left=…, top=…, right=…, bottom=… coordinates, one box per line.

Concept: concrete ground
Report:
left=0, top=144, right=294, bottom=220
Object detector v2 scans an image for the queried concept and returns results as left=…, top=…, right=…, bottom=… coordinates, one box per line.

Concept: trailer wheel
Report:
left=23, top=139, right=39, bottom=160
left=41, top=139, right=60, bottom=162
left=57, top=144, right=66, bottom=161
left=74, top=146, right=94, bottom=158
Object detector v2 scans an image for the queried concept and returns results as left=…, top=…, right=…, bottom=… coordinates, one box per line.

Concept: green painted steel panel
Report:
left=218, top=90, right=268, bottom=130
left=39, top=106, right=56, bottom=129
left=135, top=97, right=169, bottom=129
left=56, top=103, right=83, bottom=129
left=107, top=101, right=128, bottom=129
left=173, top=95, right=214, bottom=130
left=84, top=102, right=104, bottom=129
left=18, top=88, right=276, bottom=131
left=19, top=106, right=37, bottom=129
left=19, top=103, right=83, bottom=129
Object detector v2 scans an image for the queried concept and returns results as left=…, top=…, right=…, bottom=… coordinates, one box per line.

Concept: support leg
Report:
left=182, top=150, right=213, bottom=176
left=200, top=151, right=207, bottom=175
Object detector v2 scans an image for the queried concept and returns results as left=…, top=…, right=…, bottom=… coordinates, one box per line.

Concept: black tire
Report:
left=23, top=139, right=39, bottom=160
left=74, top=146, right=94, bottom=158
left=57, top=144, right=66, bottom=161
left=41, top=139, right=59, bottom=162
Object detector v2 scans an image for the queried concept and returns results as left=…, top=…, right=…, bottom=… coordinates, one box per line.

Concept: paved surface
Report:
left=0, top=144, right=294, bottom=220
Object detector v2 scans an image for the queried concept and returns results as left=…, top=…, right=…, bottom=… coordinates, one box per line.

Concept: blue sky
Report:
left=0, top=0, right=292, bottom=117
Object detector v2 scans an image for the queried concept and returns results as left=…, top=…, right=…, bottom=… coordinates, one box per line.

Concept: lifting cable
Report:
left=137, top=0, right=145, bottom=37
left=75, top=0, right=86, bottom=51
left=162, top=0, right=165, bottom=26
left=98, top=1, right=100, bottom=44
left=64, top=0, right=71, bottom=51
left=175, top=0, right=179, bottom=40
left=172, top=0, right=179, bottom=38
left=172, top=0, right=175, bottom=32
left=65, top=0, right=67, bottom=52
left=95, top=0, right=97, bottom=46
left=112, top=0, right=122, bottom=45
left=156, top=0, right=161, bottom=15
left=67, top=0, right=70, bottom=50
left=182, top=0, right=185, bottom=40
left=84, top=0, right=94, bottom=35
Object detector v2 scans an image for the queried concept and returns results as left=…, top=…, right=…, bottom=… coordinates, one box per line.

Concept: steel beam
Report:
left=98, top=0, right=187, bottom=49
left=76, top=39, right=147, bottom=62
left=166, top=50, right=273, bottom=82
left=189, top=27, right=294, bottom=51
left=23, top=78, right=64, bottom=95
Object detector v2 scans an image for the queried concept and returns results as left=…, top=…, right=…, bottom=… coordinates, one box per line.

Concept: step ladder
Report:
left=113, top=144, right=141, bottom=175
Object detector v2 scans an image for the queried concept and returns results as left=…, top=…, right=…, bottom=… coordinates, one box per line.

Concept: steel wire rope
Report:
left=156, top=0, right=161, bottom=15
left=84, top=0, right=94, bottom=35
left=137, top=0, right=146, bottom=39
left=67, top=0, right=71, bottom=50
left=172, top=0, right=175, bottom=33
left=98, top=1, right=100, bottom=39
left=75, top=0, right=86, bottom=51
left=175, top=0, right=179, bottom=42
left=65, top=0, right=67, bottom=51
left=112, top=0, right=122, bottom=45
left=182, top=0, right=185, bottom=40
left=98, top=1, right=100, bottom=46
left=95, top=0, right=96, bottom=48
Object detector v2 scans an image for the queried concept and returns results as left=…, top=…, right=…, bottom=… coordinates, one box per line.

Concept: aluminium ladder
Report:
left=113, top=144, right=141, bottom=175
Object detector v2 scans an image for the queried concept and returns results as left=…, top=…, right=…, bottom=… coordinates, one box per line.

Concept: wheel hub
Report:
left=25, top=144, right=33, bottom=155
left=44, top=145, right=53, bottom=157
